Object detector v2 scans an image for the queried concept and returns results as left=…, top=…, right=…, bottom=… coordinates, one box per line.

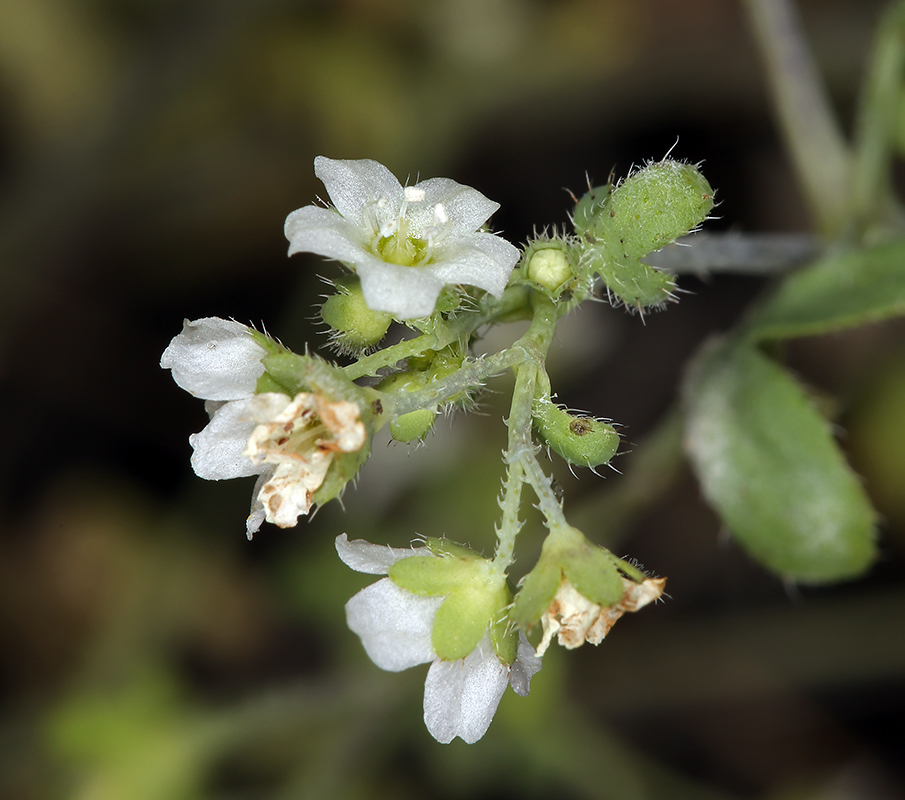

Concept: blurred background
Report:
left=2, top=0, right=904, bottom=798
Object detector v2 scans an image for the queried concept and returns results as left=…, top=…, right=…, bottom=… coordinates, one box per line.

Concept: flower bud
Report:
left=533, top=400, right=619, bottom=468
left=592, top=159, right=714, bottom=255
left=376, top=369, right=439, bottom=443
left=389, top=408, right=437, bottom=443
left=522, top=239, right=577, bottom=298
left=321, top=277, right=393, bottom=353
left=571, top=183, right=612, bottom=238
left=581, top=244, right=678, bottom=311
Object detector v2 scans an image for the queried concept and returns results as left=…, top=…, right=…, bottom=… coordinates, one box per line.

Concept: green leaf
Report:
left=684, top=338, right=877, bottom=583
left=746, top=237, right=905, bottom=341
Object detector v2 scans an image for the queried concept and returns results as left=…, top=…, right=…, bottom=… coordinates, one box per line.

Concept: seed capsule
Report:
left=533, top=401, right=619, bottom=468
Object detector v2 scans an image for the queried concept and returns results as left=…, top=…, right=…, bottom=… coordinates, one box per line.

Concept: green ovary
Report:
left=374, top=226, right=429, bottom=266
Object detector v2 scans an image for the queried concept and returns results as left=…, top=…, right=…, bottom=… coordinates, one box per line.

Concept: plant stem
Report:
left=742, top=0, right=851, bottom=235
left=850, top=0, right=905, bottom=236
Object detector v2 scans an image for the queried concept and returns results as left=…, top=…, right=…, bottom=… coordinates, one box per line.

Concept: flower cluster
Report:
left=161, top=155, right=704, bottom=744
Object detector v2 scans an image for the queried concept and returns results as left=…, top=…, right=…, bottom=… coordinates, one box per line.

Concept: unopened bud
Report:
left=321, top=277, right=393, bottom=352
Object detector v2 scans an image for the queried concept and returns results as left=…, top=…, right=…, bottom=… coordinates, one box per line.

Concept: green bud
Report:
left=376, top=369, right=438, bottom=442
left=321, top=277, right=393, bottom=353
left=533, top=400, right=620, bottom=468
left=571, top=183, right=612, bottom=238
left=523, top=240, right=576, bottom=297
left=582, top=243, right=678, bottom=310
left=389, top=408, right=437, bottom=442
left=597, top=159, right=714, bottom=257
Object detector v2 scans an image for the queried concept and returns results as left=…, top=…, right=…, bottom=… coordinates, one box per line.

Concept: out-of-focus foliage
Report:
left=1, top=0, right=904, bottom=799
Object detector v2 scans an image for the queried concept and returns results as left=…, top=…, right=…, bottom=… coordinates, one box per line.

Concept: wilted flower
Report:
left=161, top=318, right=367, bottom=537
left=537, top=574, right=666, bottom=656
left=336, top=534, right=541, bottom=744
left=243, top=392, right=366, bottom=529
left=284, top=157, right=520, bottom=319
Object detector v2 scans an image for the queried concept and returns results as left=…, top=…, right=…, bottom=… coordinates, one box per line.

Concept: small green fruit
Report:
left=533, top=401, right=619, bottom=468
left=321, top=278, right=393, bottom=351
left=389, top=408, right=437, bottom=442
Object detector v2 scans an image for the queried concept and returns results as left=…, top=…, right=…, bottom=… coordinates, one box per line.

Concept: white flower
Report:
left=336, top=534, right=542, bottom=744
left=161, top=318, right=367, bottom=538
left=284, top=157, right=520, bottom=320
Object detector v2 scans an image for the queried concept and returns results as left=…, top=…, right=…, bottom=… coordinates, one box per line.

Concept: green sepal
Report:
left=424, top=537, right=483, bottom=559
left=513, top=559, right=561, bottom=629
left=513, top=526, right=624, bottom=627
left=248, top=330, right=295, bottom=395
left=684, top=337, right=878, bottom=583
left=564, top=542, right=624, bottom=607
left=744, top=237, right=905, bottom=341
left=259, top=353, right=314, bottom=396
left=433, top=286, right=462, bottom=314
left=248, top=329, right=294, bottom=358
left=431, top=585, right=498, bottom=661
left=489, top=612, right=519, bottom=665
left=310, top=437, right=371, bottom=508
left=388, top=546, right=512, bottom=662
left=262, top=352, right=367, bottom=407
left=388, top=555, right=478, bottom=596
left=255, top=371, right=293, bottom=396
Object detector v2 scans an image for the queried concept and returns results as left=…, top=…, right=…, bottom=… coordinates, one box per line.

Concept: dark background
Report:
left=1, top=1, right=903, bottom=798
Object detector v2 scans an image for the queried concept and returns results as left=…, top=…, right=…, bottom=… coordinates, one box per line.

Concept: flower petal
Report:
left=356, top=260, right=446, bottom=319
left=508, top=632, right=542, bottom=697
left=189, top=398, right=262, bottom=480
left=429, top=233, right=519, bottom=298
left=408, top=178, right=500, bottom=237
left=245, top=468, right=274, bottom=540
left=345, top=579, right=441, bottom=671
left=285, top=205, right=369, bottom=261
left=423, top=634, right=510, bottom=744
left=314, top=156, right=403, bottom=228
left=160, top=318, right=265, bottom=401
left=335, top=533, right=420, bottom=574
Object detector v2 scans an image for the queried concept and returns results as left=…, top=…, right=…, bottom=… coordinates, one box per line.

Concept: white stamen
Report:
left=404, top=186, right=426, bottom=202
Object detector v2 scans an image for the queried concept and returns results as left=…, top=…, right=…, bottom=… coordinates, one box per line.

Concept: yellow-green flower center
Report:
left=367, top=187, right=449, bottom=268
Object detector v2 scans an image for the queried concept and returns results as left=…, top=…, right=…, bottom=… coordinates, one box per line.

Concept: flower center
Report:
left=368, top=187, right=450, bottom=268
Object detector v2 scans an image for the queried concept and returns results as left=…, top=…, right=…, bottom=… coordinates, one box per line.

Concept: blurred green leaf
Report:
left=47, top=669, right=206, bottom=800
left=744, top=237, right=905, bottom=340
left=684, top=337, right=877, bottom=583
